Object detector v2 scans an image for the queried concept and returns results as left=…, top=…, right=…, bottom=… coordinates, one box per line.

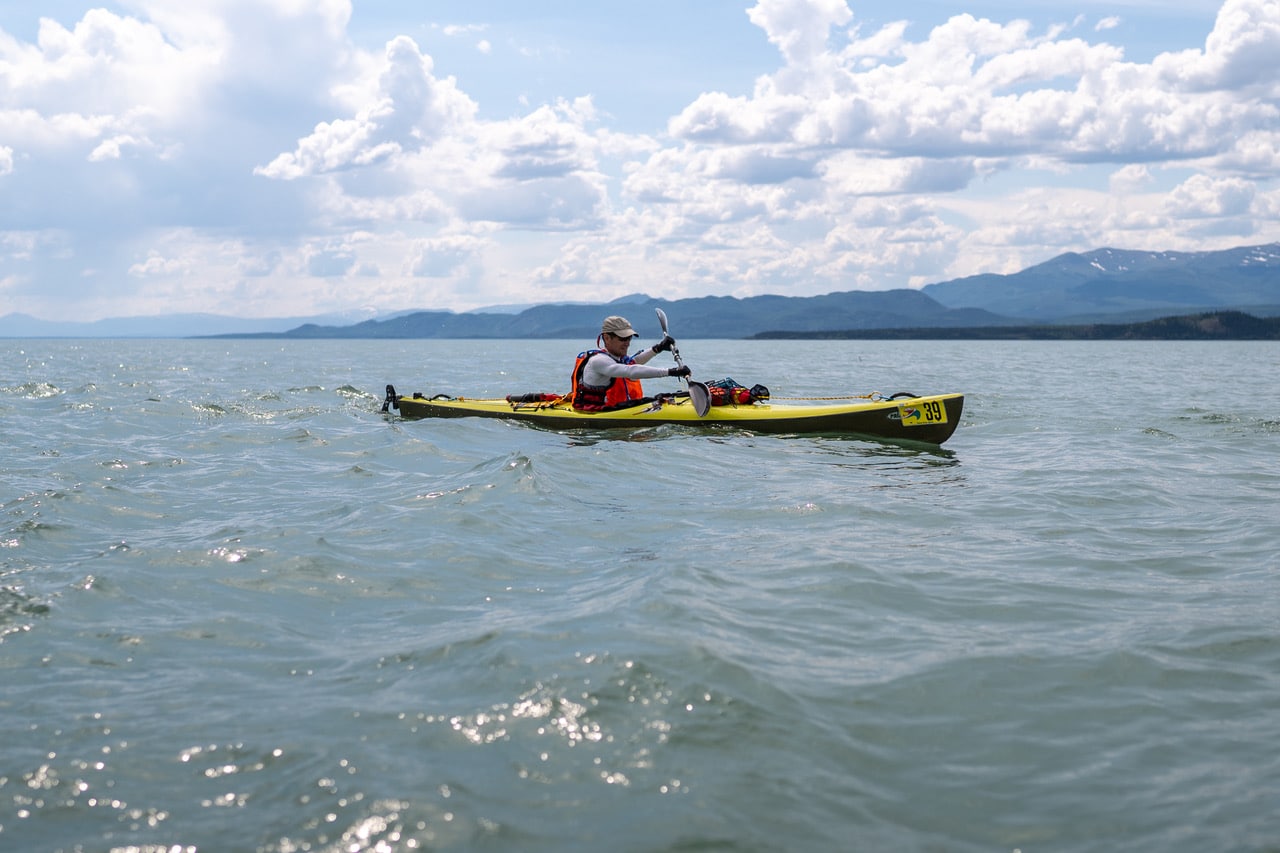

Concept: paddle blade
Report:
left=689, top=381, right=711, bottom=417
left=655, top=307, right=669, bottom=334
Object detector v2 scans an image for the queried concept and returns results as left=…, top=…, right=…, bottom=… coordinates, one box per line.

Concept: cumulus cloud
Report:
left=0, top=8, right=213, bottom=190
left=1156, top=0, right=1280, bottom=91
left=530, top=236, right=614, bottom=285
left=128, top=250, right=191, bottom=277
left=1, top=0, right=1278, bottom=321
left=255, top=36, right=476, bottom=179
left=628, top=0, right=1280, bottom=290
left=306, top=248, right=356, bottom=277
left=1167, top=174, right=1257, bottom=217
left=1110, top=164, right=1154, bottom=194
left=409, top=234, right=488, bottom=277
left=747, top=0, right=853, bottom=68
left=255, top=42, right=612, bottom=237
left=667, top=5, right=1264, bottom=169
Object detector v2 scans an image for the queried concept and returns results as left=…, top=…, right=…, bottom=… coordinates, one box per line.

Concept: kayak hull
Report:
left=387, top=390, right=964, bottom=445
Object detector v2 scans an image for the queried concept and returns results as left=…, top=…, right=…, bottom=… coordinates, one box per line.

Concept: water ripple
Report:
left=3, top=339, right=1279, bottom=852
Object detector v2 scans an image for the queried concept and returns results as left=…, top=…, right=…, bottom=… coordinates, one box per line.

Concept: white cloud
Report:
left=409, top=234, right=488, bottom=277
left=306, top=247, right=356, bottom=277
left=441, top=24, right=487, bottom=38
left=531, top=236, right=613, bottom=285
left=255, top=36, right=477, bottom=179
left=1, top=0, right=1278, bottom=322
left=618, top=0, right=1280, bottom=294
left=1217, top=130, right=1280, bottom=174
left=1166, top=174, right=1257, bottom=217
left=0, top=9, right=215, bottom=173
left=747, top=0, right=853, bottom=68
left=128, top=249, right=191, bottom=277
left=1110, top=164, right=1154, bottom=194
left=255, top=41, right=612, bottom=238
left=1155, top=0, right=1280, bottom=91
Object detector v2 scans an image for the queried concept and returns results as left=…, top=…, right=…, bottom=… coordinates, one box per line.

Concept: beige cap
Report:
left=600, top=315, right=638, bottom=338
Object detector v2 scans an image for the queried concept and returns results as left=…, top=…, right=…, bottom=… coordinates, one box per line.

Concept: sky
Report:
left=1, top=0, right=1277, bottom=322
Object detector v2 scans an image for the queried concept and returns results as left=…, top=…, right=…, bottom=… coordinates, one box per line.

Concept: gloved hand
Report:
left=652, top=334, right=676, bottom=353
left=667, top=365, right=692, bottom=378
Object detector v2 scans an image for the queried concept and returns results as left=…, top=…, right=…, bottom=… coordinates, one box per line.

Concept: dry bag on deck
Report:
left=707, top=378, right=769, bottom=406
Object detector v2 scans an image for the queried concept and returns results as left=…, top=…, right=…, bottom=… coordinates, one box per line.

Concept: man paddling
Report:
left=570, top=315, right=691, bottom=410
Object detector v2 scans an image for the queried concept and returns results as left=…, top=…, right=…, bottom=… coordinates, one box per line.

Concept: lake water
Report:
left=2, top=338, right=1278, bottom=852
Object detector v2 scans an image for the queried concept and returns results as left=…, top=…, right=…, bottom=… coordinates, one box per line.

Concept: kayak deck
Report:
left=384, top=386, right=963, bottom=444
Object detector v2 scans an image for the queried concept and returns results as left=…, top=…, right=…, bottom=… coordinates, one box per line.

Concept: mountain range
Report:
left=754, top=310, right=1280, bottom=341
left=0, top=310, right=380, bottom=339
left=920, top=243, right=1280, bottom=322
left=2, top=243, right=1277, bottom=339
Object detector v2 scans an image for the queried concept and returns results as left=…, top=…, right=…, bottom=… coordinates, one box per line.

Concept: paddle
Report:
left=655, top=308, right=710, bottom=417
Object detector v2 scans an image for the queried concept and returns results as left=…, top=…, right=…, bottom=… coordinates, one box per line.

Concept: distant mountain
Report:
left=466, top=294, right=651, bottom=314
left=752, top=310, right=1280, bottom=340
left=5, top=242, right=1277, bottom=339
left=0, top=310, right=381, bottom=338
left=261, top=241, right=1280, bottom=338
left=922, top=243, right=1280, bottom=321
left=246, top=289, right=1010, bottom=340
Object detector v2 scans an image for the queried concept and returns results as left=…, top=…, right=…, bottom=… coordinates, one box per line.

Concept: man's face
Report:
left=603, top=332, right=634, bottom=357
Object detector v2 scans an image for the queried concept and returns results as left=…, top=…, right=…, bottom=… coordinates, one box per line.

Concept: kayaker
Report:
left=571, top=315, right=691, bottom=410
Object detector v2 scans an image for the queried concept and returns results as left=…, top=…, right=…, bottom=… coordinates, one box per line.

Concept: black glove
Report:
left=652, top=334, right=676, bottom=353
left=668, top=365, right=692, bottom=378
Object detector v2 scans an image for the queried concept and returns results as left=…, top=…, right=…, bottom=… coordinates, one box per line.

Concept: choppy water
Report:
left=2, top=338, right=1279, bottom=853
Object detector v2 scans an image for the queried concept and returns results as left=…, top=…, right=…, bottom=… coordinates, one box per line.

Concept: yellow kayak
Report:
left=382, top=385, right=963, bottom=444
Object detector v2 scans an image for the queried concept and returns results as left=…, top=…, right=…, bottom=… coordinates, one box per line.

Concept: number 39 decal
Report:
left=897, top=398, right=947, bottom=426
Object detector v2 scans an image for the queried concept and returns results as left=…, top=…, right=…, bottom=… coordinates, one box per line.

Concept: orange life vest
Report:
left=571, top=350, right=644, bottom=410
